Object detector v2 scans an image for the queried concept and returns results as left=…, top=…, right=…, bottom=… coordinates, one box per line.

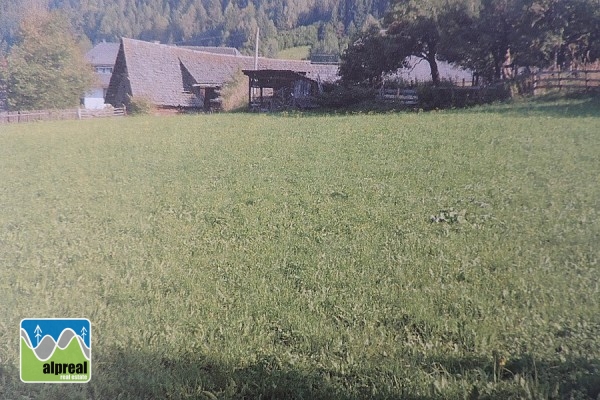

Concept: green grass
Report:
left=277, top=45, right=310, bottom=60
left=1, top=97, right=599, bottom=399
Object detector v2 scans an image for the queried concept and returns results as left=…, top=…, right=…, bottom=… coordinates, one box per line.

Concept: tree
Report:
left=5, top=9, right=95, bottom=110
left=524, top=0, right=600, bottom=69
left=1, top=0, right=50, bottom=51
left=386, top=16, right=443, bottom=84
left=339, top=25, right=408, bottom=86
left=311, top=21, right=342, bottom=55
left=383, top=0, right=474, bottom=85
left=453, top=0, right=528, bottom=81
left=445, top=0, right=600, bottom=81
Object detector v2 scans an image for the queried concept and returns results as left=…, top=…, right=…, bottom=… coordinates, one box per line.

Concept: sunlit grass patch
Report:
left=1, top=99, right=599, bottom=399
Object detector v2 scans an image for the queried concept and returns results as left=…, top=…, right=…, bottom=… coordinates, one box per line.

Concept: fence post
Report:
left=77, top=108, right=82, bottom=120
left=585, top=71, right=589, bottom=91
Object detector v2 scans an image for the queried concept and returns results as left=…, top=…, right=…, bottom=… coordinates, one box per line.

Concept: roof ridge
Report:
left=121, top=37, right=317, bottom=65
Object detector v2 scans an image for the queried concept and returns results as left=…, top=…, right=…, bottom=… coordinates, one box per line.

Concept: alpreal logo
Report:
left=20, top=318, right=91, bottom=383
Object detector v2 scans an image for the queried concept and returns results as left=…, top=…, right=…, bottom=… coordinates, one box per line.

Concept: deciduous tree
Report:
left=383, top=0, right=475, bottom=85
left=5, top=9, right=95, bottom=110
left=441, top=0, right=600, bottom=81
left=339, top=25, right=407, bottom=86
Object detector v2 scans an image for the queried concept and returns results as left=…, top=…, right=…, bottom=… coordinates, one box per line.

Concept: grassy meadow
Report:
left=0, top=97, right=599, bottom=399
left=277, top=46, right=311, bottom=60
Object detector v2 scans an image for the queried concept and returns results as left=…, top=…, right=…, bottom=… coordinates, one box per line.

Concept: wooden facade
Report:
left=105, top=38, right=339, bottom=113
left=243, top=69, right=322, bottom=111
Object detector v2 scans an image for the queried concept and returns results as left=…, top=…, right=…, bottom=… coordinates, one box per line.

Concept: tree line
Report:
left=340, top=0, right=600, bottom=85
left=1, top=0, right=599, bottom=110
left=1, top=0, right=389, bottom=56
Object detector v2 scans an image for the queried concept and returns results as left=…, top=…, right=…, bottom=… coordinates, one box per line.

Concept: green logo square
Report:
left=20, top=318, right=91, bottom=383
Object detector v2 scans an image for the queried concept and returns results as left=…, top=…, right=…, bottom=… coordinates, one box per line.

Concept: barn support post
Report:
left=248, top=78, right=252, bottom=107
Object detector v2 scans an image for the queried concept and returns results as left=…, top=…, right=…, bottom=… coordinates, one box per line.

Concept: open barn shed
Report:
left=243, top=69, right=325, bottom=111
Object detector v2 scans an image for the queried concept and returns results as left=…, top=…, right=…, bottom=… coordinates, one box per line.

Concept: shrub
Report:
left=126, top=96, right=154, bottom=115
left=315, top=85, right=377, bottom=108
left=221, top=69, right=248, bottom=112
left=416, top=81, right=511, bottom=110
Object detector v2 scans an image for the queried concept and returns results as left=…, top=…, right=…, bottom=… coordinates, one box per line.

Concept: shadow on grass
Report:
left=429, top=352, right=600, bottom=400
left=4, top=348, right=597, bottom=399
left=468, top=93, right=600, bottom=118
left=260, top=92, right=600, bottom=119
left=0, top=349, right=427, bottom=400
left=89, top=349, right=353, bottom=400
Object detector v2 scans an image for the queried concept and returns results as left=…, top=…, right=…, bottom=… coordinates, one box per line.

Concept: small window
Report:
left=95, top=67, right=113, bottom=74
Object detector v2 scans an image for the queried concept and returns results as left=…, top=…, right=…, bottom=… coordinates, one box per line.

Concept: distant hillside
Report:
left=277, top=46, right=310, bottom=60
left=1, top=0, right=390, bottom=56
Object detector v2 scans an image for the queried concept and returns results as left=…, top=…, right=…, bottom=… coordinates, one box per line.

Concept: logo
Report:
left=20, top=318, right=91, bottom=383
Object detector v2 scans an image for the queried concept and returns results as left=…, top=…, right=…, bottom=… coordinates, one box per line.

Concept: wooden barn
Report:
left=243, top=69, right=328, bottom=111
left=105, top=38, right=339, bottom=113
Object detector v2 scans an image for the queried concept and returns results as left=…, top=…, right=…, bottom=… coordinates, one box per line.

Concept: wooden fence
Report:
left=404, top=77, right=475, bottom=88
left=0, top=107, right=126, bottom=124
left=379, top=88, right=419, bottom=105
left=533, top=70, right=600, bottom=93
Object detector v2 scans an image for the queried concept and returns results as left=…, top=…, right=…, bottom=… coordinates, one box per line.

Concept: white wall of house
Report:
left=83, top=88, right=106, bottom=109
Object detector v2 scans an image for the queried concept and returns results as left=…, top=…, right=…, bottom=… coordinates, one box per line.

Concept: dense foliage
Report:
left=3, top=9, right=94, bottom=110
left=341, top=0, right=600, bottom=85
left=1, top=0, right=390, bottom=56
left=338, top=25, right=407, bottom=86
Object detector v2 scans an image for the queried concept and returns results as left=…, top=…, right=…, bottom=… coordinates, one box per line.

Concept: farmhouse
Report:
left=84, top=41, right=120, bottom=109
left=105, top=38, right=339, bottom=112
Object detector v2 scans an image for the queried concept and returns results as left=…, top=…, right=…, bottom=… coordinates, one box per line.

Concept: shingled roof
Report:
left=86, top=41, right=120, bottom=66
left=106, top=38, right=339, bottom=109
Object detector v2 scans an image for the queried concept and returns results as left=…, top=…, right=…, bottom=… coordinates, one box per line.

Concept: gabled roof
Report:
left=86, top=42, right=120, bottom=66
left=174, top=39, right=340, bottom=85
left=118, top=39, right=203, bottom=108
left=108, top=38, right=339, bottom=108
